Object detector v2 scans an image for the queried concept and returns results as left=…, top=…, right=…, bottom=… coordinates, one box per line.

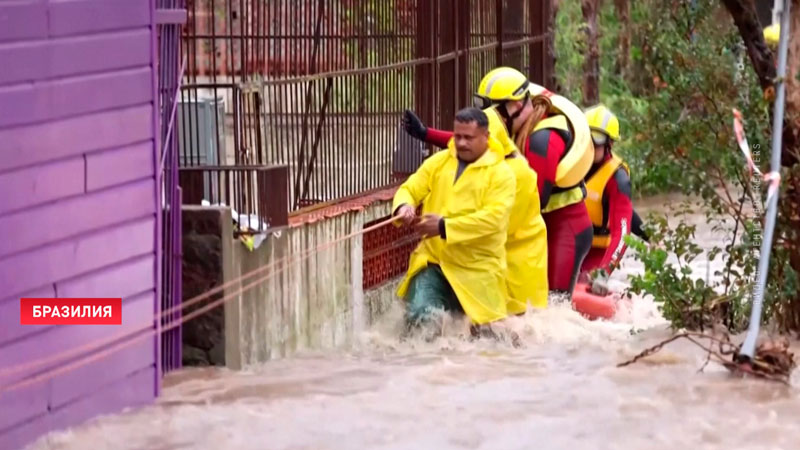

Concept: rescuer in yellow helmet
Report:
left=400, top=68, right=549, bottom=313
left=402, top=66, right=595, bottom=297
left=764, top=23, right=780, bottom=49
left=578, top=105, right=648, bottom=285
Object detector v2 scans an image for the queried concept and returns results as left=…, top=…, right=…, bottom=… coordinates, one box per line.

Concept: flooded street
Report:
left=26, top=196, right=800, bottom=450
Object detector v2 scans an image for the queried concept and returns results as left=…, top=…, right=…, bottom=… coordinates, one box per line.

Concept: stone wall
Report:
left=181, top=206, right=233, bottom=366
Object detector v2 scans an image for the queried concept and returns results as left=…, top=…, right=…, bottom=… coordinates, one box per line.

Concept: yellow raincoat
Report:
left=484, top=108, right=550, bottom=312
left=393, top=139, right=516, bottom=325
left=503, top=155, right=549, bottom=312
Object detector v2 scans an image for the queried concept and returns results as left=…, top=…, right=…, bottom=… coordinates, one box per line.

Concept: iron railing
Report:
left=179, top=0, right=553, bottom=212
left=156, top=0, right=187, bottom=376
left=179, top=165, right=289, bottom=234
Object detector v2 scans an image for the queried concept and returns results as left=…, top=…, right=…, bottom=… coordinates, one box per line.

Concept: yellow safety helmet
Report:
left=473, top=67, right=530, bottom=109
left=584, top=104, right=620, bottom=144
left=764, top=23, right=780, bottom=48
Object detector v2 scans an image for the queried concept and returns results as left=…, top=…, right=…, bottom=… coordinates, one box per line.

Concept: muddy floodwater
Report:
left=26, top=195, right=800, bottom=450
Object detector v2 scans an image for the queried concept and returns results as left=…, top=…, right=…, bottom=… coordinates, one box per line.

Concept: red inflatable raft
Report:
left=572, top=282, right=618, bottom=320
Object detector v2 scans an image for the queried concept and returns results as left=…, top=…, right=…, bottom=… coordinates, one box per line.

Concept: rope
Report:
left=765, top=171, right=781, bottom=204
left=732, top=108, right=782, bottom=204
left=0, top=216, right=397, bottom=392
left=732, top=108, right=762, bottom=176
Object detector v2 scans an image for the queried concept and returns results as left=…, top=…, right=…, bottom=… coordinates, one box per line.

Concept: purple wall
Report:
left=0, top=0, right=161, bottom=448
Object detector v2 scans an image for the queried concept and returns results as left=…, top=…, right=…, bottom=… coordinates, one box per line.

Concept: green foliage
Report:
left=627, top=202, right=800, bottom=333
left=554, top=0, right=771, bottom=197
left=555, top=0, right=800, bottom=332
left=625, top=206, right=747, bottom=331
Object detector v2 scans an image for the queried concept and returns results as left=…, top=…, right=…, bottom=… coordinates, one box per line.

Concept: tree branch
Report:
left=720, top=0, right=776, bottom=91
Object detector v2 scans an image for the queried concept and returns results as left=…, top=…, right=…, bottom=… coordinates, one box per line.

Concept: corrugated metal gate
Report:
left=156, top=0, right=188, bottom=375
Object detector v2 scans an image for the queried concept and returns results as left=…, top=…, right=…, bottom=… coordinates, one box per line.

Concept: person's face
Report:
left=591, top=131, right=611, bottom=164
left=594, top=144, right=605, bottom=164
left=453, top=120, right=489, bottom=162
left=503, top=99, right=531, bottom=132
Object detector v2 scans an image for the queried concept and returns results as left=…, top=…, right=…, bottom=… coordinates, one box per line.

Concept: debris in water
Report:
left=617, top=332, right=796, bottom=385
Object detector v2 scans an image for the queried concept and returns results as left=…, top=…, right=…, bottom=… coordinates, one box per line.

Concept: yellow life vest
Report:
left=585, top=152, right=630, bottom=248
left=532, top=114, right=588, bottom=213
left=528, top=85, right=594, bottom=188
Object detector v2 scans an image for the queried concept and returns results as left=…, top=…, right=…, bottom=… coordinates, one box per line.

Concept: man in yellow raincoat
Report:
left=393, top=107, right=516, bottom=329
left=400, top=71, right=549, bottom=314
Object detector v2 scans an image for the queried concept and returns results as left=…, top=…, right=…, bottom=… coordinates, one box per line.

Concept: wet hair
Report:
left=514, top=94, right=552, bottom=151
left=454, top=107, right=489, bottom=130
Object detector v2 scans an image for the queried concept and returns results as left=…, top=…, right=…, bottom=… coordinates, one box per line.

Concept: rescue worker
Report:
left=401, top=74, right=548, bottom=313
left=402, top=67, right=594, bottom=296
left=764, top=23, right=780, bottom=49
left=579, top=105, right=635, bottom=281
left=393, top=107, right=515, bottom=331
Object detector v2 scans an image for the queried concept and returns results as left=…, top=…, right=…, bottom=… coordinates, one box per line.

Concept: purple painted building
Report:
left=0, top=0, right=172, bottom=448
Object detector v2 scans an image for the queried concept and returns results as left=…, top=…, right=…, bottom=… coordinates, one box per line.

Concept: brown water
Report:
left=26, top=195, right=800, bottom=450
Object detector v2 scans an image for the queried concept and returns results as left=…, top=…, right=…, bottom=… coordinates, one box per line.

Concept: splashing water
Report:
left=25, top=195, right=800, bottom=450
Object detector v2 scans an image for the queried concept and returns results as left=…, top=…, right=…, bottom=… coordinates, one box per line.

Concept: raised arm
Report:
left=402, top=110, right=453, bottom=148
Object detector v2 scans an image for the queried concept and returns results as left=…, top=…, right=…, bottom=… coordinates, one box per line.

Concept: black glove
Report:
left=631, top=209, right=649, bottom=242
left=402, top=109, right=428, bottom=141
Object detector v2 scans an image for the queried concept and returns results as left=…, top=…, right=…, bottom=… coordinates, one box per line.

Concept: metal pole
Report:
left=738, top=0, right=791, bottom=361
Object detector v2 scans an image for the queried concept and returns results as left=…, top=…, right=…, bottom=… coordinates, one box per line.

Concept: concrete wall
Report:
left=225, top=199, right=398, bottom=367
left=179, top=199, right=403, bottom=368
left=0, top=1, right=160, bottom=448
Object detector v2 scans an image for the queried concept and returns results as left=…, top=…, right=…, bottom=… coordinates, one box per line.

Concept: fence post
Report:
left=456, top=1, right=471, bottom=106
left=503, top=0, right=525, bottom=69
left=257, top=165, right=289, bottom=229
left=179, top=170, right=206, bottom=204
left=415, top=0, right=435, bottom=135
left=496, top=0, right=504, bottom=66
left=529, top=0, right=554, bottom=88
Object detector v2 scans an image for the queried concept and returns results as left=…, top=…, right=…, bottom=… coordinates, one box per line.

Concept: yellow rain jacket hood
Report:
left=504, top=155, right=549, bottom=312
left=393, top=138, right=516, bottom=325
left=484, top=107, right=518, bottom=157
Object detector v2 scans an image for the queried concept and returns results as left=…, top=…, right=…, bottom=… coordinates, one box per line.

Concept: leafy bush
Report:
left=555, top=0, right=800, bottom=332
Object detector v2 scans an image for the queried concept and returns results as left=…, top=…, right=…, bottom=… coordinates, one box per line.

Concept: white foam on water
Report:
left=22, top=194, right=800, bottom=450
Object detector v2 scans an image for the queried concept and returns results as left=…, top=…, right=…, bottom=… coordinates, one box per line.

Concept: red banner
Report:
left=20, top=298, right=122, bottom=325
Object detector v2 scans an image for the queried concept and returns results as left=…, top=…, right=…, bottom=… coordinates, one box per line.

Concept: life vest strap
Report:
left=543, top=183, right=586, bottom=213
left=585, top=153, right=627, bottom=228
left=592, top=234, right=612, bottom=248
left=534, top=115, right=573, bottom=152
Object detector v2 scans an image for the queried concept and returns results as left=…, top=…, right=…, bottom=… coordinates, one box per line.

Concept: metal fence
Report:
left=179, top=0, right=553, bottom=213
left=156, top=0, right=187, bottom=375
left=179, top=164, right=288, bottom=233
